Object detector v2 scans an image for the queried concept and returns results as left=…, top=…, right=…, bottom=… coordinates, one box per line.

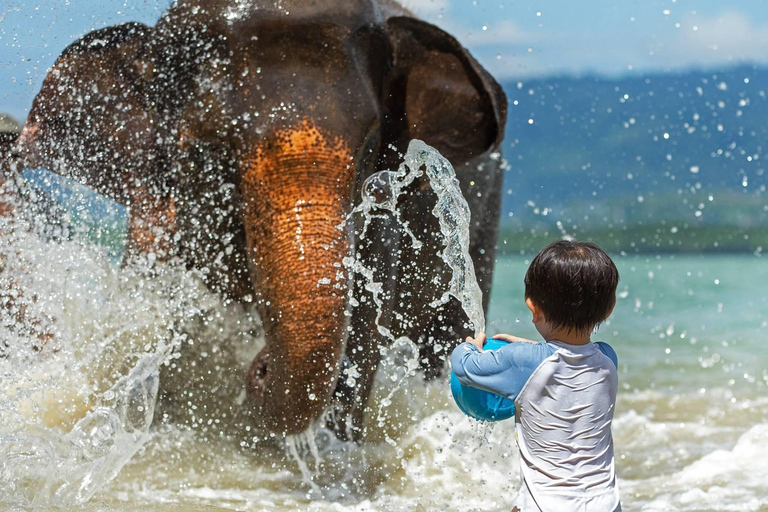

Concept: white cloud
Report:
left=443, top=10, right=768, bottom=81
left=456, top=19, right=539, bottom=46
left=400, top=0, right=449, bottom=15
left=672, top=11, right=768, bottom=65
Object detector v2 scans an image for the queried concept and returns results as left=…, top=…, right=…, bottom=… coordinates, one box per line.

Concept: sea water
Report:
left=2, top=154, right=768, bottom=510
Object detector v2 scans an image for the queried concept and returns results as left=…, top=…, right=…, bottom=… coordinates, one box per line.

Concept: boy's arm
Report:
left=450, top=340, right=553, bottom=399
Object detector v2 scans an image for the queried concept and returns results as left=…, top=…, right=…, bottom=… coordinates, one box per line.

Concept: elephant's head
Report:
left=16, top=0, right=506, bottom=436
left=231, top=8, right=505, bottom=435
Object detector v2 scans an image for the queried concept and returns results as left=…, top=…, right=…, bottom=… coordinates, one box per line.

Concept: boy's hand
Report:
left=465, top=332, right=487, bottom=351
left=492, top=333, right=539, bottom=344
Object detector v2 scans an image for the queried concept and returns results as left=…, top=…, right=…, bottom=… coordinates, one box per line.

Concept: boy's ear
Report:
left=526, top=297, right=545, bottom=323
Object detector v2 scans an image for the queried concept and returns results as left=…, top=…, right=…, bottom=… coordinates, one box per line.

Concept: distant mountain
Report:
left=0, top=113, right=21, bottom=133
left=499, top=65, right=768, bottom=237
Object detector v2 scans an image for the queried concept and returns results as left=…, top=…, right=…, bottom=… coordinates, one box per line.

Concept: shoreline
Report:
left=497, top=225, right=767, bottom=255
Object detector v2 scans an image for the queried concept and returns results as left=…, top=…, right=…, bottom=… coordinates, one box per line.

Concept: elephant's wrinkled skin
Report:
left=8, top=0, right=507, bottom=439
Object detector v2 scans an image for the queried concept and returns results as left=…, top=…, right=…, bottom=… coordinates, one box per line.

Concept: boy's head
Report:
left=524, top=240, right=619, bottom=334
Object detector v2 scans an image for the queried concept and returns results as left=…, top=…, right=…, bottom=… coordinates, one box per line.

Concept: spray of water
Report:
left=353, top=139, right=485, bottom=335
left=0, top=139, right=486, bottom=505
left=322, top=139, right=488, bottom=458
left=0, top=174, right=199, bottom=507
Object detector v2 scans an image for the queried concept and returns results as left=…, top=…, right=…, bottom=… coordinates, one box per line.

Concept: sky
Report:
left=2, top=0, right=768, bottom=121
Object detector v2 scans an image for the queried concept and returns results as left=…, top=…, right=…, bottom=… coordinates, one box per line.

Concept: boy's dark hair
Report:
left=524, top=240, right=619, bottom=333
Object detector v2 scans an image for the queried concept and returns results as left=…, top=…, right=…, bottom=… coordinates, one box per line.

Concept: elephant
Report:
left=9, top=0, right=507, bottom=440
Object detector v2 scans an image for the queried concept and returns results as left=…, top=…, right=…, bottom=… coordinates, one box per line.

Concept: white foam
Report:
left=618, top=420, right=768, bottom=511
left=0, top=205, right=263, bottom=507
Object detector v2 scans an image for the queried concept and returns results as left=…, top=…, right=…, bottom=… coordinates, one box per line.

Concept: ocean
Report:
left=1, top=220, right=767, bottom=511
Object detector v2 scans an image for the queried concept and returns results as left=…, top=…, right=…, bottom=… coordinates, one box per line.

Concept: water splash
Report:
left=0, top=174, right=200, bottom=507
left=1, top=140, right=487, bottom=505
left=0, top=251, right=179, bottom=506
left=344, top=140, right=486, bottom=446
left=0, top=355, right=164, bottom=505
left=285, top=432, right=323, bottom=495
left=354, top=139, right=485, bottom=334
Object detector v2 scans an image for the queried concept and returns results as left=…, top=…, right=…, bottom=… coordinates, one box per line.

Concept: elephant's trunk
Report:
left=242, top=120, right=355, bottom=435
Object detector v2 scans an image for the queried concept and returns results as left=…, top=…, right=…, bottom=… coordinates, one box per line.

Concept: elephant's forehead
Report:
left=170, top=0, right=383, bottom=28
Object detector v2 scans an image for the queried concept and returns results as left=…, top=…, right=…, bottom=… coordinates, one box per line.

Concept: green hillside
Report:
left=0, top=113, right=21, bottom=133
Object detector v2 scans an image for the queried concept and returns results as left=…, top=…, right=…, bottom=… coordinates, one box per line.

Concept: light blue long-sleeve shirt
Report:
left=451, top=339, right=621, bottom=512
left=451, top=339, right=618, bottom=401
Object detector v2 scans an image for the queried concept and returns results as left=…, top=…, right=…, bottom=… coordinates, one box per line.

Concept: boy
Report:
left=451, top=240, right=621, bottom=512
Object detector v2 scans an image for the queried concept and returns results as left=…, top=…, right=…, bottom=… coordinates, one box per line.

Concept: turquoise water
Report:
left=489, top=254, right=768, bottom=395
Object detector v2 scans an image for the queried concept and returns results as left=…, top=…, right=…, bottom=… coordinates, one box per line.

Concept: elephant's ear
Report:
left=383, top=16, right=507, bottom=164
left=18, top=22, right=156, bottom=203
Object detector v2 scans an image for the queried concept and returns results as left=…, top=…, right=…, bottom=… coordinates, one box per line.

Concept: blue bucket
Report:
left=451, top=338, right=516, bottom=422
